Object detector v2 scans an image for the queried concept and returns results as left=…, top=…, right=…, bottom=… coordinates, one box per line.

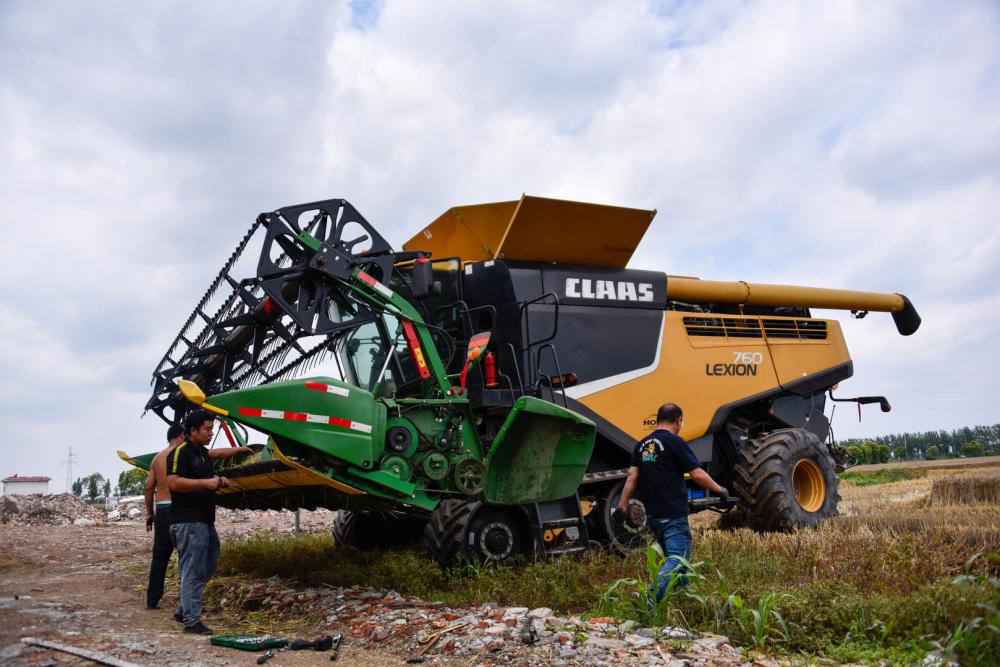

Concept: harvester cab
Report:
left=124, top=194, right=921, bottom=564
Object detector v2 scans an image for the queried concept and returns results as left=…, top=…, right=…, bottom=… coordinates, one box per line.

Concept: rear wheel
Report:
left=733, top=428, right=840, bottom=531
left=424, top=499, right=525, bottom=566
left=332, top=510, right=426, bottom=550
left=600, top=481, right=647, bottom=553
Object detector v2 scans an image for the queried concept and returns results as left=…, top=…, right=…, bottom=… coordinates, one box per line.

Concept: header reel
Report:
left=144, top=198, right=398, bottom=424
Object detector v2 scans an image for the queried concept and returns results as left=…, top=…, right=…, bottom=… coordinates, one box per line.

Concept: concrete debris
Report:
left=212, top=578, right=771, bottom=667
left=0, top=494, right=106, bottom=527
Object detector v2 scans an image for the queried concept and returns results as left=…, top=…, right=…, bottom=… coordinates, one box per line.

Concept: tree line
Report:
left=71, top=469, right=147, bottom=502
left=840, top=423, right=1000, bottom=464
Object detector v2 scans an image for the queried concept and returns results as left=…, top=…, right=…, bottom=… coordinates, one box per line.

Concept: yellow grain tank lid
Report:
left=403, top=195, right=656, bottom=269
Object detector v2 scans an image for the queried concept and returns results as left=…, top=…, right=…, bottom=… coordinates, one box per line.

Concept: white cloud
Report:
left=1, top=0, right=998, bottom=485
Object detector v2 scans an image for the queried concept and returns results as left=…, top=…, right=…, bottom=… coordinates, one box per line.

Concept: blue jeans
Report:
left=170, top=522, right=220, bottom=627
left=647, top=515, right=692, bottom=600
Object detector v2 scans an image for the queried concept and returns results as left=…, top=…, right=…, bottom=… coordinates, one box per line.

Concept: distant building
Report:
left=2, top=475, right=51, bottom=495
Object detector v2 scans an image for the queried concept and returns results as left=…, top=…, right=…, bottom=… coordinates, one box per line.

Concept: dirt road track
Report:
left=0, top=524, right=437, bottom=666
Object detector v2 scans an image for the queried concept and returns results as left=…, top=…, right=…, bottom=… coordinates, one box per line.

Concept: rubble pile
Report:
left=215, top=508, right=337, bottom=538
left=214, top=581, right=763, bottom=667
left=0, top=494, right=106, bottom=527
left=107, top=496, right=146, bottom=522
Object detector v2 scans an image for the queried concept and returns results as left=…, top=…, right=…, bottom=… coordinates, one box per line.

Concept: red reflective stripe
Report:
left=401, top=319, right=431, bottom=379
left=469, top=332, right=490, bottom=347
left=284, top=411, right=307, bottom=421
left=358, top=271, right=377, bottom=286
left=304, top=381, right=327, bottom=392
left=329, top=416, right=351, bottom=429
left=239, top=407, right=263, bottom=417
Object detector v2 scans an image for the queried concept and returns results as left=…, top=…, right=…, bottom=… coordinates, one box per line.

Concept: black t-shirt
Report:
left=167, top=441, right=216, bottom=524
left=630, top=429, right=701, bottom=519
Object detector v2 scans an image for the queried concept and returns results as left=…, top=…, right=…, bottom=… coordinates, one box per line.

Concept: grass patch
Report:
left=218, top=533, right=630, bottom=610
left=216, top=479, right=1000, bottom=665
left=114, top=560, right=146, bottom=577
left=841, top=467, right=925, bottom=486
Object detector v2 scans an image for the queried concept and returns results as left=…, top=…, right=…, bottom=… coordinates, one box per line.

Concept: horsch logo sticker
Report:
left=565, top=278, right=654, bottom=302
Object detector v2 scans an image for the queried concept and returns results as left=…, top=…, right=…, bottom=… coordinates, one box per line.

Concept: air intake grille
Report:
left=683, top=316, right=827, bottom=340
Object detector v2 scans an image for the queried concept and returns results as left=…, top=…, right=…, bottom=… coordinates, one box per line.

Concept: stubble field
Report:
left=214, top=459, right=1000, bottom=665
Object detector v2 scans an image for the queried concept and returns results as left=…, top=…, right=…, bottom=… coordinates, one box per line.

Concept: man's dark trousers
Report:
left=146, top=502, right=173, bottom=608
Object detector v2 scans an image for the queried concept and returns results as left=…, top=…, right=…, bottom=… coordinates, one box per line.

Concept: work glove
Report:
left=717, top=486, right=730, bottom=501
left=610, top=506, right=625, bottom=525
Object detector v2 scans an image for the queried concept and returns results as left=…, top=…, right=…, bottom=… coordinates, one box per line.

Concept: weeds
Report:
left=0, top=550, right=20, bottom=572
left=214, top=468, right=1000, bottom=664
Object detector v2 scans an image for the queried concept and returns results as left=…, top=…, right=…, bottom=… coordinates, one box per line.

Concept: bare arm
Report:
left=617, top=466, right=640, bottom=510
left=144, top=467, right=156, bottom=530
left=689, top=467, right=726, bottom=494
left=207, top=446, right=253, bottom=459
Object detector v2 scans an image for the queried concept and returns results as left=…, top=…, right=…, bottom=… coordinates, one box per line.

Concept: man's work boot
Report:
left=183, top=622, right=214, bottom=635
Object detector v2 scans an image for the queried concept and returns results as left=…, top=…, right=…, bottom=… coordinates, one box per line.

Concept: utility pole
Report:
left=62, top=445, right=78, bottom=493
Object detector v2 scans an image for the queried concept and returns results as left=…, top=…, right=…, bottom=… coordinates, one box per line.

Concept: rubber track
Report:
left=423, top=499, right=482, bottom=567
left=332, top=510, right=367, bottom=548
left=732, top=428, right=841, bottom=531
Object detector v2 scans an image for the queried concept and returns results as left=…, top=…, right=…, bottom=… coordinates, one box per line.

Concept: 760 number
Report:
left=733, top=351, right=764, bottom=364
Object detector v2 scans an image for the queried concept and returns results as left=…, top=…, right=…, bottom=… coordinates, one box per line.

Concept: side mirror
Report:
left=411, top=256, right=441, bottom=299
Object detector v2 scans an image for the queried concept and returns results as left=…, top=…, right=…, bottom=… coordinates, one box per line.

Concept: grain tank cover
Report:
left=404, top=195, right=657, bottom=269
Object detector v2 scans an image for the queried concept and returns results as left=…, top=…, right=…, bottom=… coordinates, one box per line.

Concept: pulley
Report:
left=386, top=425, right=413, bottom=454
left=421, top=452, right=450, bottom=481
left=379, top=455, right=412, bottom=481
left=453, top=458, right=486, bottom=496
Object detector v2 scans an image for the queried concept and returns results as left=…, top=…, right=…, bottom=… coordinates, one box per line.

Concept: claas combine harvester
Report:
left=121, top=195, right=920, bottom=564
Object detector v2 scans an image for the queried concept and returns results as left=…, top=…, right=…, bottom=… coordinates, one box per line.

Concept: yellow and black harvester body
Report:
left=401, top=195, right=919, bottom=553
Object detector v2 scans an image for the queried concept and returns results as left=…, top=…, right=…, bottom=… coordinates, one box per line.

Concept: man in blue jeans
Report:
left=614, top=403, right=728, bottom=600
left=168, top=409, right=248, bottom=634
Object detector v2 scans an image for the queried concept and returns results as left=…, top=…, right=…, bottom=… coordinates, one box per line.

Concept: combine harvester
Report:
left=122, top=196, right=920, bottom=564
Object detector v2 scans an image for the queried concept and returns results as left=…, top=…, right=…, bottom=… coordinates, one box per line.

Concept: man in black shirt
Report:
left=168, top=409, right=248, bottom=634
left=615, top=403, right=727, bottom=599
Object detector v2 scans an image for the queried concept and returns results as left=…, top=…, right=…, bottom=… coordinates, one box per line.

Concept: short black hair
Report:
left=166, top=424, right=184, bottom=441
left=656, top=403, right=683, bottom=424
left=184, top=409, right=215, bottom=436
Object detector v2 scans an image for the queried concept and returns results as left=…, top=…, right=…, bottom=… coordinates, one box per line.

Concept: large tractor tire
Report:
left=424, top=499, right=526, bottom=566
left=332, top=510, right=426, bottom=550
left=733, top=428, right=840, bottom=531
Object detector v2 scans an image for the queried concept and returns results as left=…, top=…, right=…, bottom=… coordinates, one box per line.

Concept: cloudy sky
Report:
left=1, top=1, right=998, bottom=491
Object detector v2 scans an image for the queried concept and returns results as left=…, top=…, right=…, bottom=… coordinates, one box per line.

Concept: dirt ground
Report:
left=0, top=523, right=456, bottom=667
